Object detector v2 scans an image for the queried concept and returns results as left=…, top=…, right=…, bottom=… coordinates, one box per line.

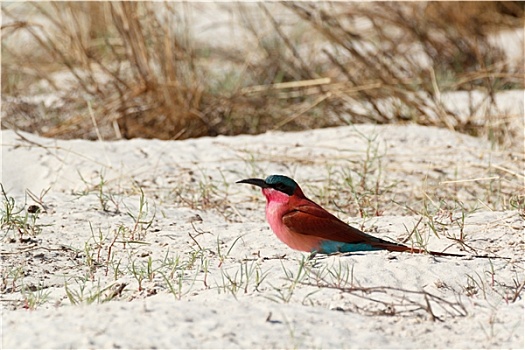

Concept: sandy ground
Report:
left=1, top=3, right=523, bottom=348
left=1, top=118, right=524, bottom=348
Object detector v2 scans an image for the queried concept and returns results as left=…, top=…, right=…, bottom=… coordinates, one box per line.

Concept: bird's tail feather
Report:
left=372, top=241, right=509, bottom=259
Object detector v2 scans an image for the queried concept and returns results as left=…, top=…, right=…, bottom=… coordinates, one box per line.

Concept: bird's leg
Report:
left=307, top=250, right=318, bottom=260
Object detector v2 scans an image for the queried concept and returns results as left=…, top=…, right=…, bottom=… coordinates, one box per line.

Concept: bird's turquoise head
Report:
left=237, top=175, right=299, bottom=196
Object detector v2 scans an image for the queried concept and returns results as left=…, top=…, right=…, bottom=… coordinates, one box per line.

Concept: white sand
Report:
left=1, top=119, right=523, bottom=348
left=2, top=3, right=524, bottom=348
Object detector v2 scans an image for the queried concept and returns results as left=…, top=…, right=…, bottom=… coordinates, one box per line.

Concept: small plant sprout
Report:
left=75, top=170, right=117, bottom=213
left=64, top=278, right=121, bottom=305
left=321, top=259, right=355, bottom=289
left=160, top=260, right=201, bottom=301
left=217, top=259, right=268, bottom=297
left=268, top=256, right=317, bottom=304
left=216, top=235, right=244, bottom=267
left=125, top=187, right=155, bottom=240
left=22, top=283, right=51, bottom=310
left=1, top=184, right=46, bottom=240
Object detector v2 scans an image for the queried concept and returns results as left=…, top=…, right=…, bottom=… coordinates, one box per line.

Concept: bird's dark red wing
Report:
left=282, top=204, right=381, bottom=244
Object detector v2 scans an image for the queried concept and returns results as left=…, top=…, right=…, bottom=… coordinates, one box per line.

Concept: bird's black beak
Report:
left=236, top=178, right=269, bottom=188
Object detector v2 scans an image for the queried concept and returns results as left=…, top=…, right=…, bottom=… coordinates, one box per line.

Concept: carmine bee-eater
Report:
left=237, top=174, right=468, bottom=257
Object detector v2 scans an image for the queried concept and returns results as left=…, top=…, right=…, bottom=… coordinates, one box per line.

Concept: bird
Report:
left=237, top=174, right=482, bottom=257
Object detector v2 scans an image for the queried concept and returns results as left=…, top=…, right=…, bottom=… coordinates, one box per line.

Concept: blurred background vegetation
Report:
left=1, top=2, right=523, bottom=144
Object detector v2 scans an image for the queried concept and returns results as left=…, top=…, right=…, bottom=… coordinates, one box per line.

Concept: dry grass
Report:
left=1, top=2, right=523, bottom=144
left=283, top=2, right=523, bottom=141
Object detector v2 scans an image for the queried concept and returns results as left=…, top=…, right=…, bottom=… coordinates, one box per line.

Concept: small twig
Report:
left=240, top=77, right=332, bottom=94
left=511, top=280, right=525, bottom=303
left=273, top=92, right=331, bottom=130
left=25, top=189, right=50, bottom=212
left=88, top=101, right=104, bottom=143
left=490, top=164, right=524, bottom=180
left=424, top=293, right=439, bottom=322
left=302, top=279, right=468, bottom=320
left=440, top=176, right=500, bottom=185
left=402, top=216, right=424, bottom=244
left=0, top=244, right=81, bottom=256
left=105, top=229, right=121, bottom=276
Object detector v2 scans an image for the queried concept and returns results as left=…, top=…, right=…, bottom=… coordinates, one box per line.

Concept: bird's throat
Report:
left=263, top=188, right=290, bottom=232
left=262, top=187, right=290, bottom=204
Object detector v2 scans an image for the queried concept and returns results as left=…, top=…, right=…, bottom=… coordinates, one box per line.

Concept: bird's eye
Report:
left=275, top=184, right=286, bottom=191
left=273, top=183, right=293, bottom=195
